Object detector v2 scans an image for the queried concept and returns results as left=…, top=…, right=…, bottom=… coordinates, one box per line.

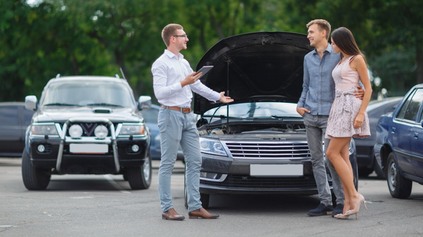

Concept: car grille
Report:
left=224, top=141, right=311, bottom=159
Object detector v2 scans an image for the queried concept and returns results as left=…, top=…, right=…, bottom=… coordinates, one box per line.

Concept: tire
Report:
left=21, top=150, right=51, bottom=190
left=358, top=167, right=373, bottom=178
left=350, top=154, right=359, bottom=191
left=184, top=188, right=188, bottom=209
left=185, top=191, right=210, bottom=209
left=126, top=153, right=152, bottom=190
left=184, top=188, right=210, bottom=209
left=200, top=193, right=210, bottom=209
left=373, top=155, right=386, bottom=179
left=386, top=153, right=412, bottom=199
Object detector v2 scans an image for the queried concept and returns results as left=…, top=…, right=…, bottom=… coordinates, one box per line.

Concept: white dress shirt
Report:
left=152, top=50, right=220, bottom=107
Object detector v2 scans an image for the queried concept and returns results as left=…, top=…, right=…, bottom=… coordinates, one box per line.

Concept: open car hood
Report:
left=193, top=32, right=311, bottom=115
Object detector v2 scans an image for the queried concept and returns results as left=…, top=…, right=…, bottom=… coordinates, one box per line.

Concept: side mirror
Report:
left=25, top=95, right=37, bottom=111
left=138, top=95, right=152, bottom=110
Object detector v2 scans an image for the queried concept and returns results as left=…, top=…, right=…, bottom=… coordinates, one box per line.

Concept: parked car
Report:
left=374, top=84, right=423, bottom=198
left=189, top=32, right=358, bottom=208
left=354, top=97, right=403, bottom=178
left=140, top=97, right=184, bottom=161
left=22, top=76, right=151, bottom=190
left=0, top=102, right=34, bottom=157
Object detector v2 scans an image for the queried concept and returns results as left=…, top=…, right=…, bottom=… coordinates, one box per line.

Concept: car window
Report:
left=397, top=88, right=423, bottom=122
left=0, top=105, right=18, bottom=126
left=41, top=81, right=135, bottom=108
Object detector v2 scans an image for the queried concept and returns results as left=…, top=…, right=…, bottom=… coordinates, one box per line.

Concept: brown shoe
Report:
left=162, top=208, right=185, bottom=221
left=188, top=208, right=219, bottom=219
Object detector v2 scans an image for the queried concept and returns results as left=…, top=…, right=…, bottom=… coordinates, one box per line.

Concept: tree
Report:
left=367, top=0, right=423, bottom=93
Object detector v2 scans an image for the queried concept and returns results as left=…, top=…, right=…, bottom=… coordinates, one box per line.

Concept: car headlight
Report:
left=31, top=123, right=58, bottom=135
left=119, top=124, right=146, bottom=135
left=199, top=138, right=228, bottom=156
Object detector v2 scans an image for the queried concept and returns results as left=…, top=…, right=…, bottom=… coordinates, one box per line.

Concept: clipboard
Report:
left=196, top=65, right=214, bottom=78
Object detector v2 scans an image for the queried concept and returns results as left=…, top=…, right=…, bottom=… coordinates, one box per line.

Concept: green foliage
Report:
left=0, top=0, right=421, bottom=101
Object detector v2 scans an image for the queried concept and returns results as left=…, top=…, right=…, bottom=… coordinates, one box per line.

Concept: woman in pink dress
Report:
left=325, top=27, right=372, bottom=219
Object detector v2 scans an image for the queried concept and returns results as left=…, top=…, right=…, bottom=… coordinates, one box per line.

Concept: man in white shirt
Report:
left=151, top=23, right=233, bottom=221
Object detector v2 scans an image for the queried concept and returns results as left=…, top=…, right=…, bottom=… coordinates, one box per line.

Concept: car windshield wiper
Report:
left=43, top=103, right=79, bottom=106
left=85, top=103, right=124, bottom=107
left=271, top=115, right=302, bottom=120
left=203, top=114, right=245, bottom=119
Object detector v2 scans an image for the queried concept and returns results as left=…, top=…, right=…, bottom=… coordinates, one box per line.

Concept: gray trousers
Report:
left=157, top=108, right=202, bottom=212
left=303, top=113, right=344, bottom=206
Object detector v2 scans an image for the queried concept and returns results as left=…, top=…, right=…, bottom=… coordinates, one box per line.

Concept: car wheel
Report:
left=358, top=167, right=373, bottom=178
left=184, top=170, right=188, bottom=209
left=373, top=155, right=386, bottom=179
left=184, top=183, right=210, bottom=209
left=200, top=193, right=210, bottom=209
left=350, top=155, right=359, bottom=191
left=21, top=150, right=51, bottom=190
left=126, top=153, right=152, bottom=190
left=184, top=192, right=210, bottom=209
left=386, top=153, right=412, bottom=199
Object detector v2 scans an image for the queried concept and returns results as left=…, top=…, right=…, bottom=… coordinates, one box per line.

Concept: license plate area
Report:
left=69, top=144, right=108, bottom=154
left=250, top=164, right=303, bottom=177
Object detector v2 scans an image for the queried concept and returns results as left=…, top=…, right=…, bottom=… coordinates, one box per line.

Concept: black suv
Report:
left=22, top=76, right=151, bottom=190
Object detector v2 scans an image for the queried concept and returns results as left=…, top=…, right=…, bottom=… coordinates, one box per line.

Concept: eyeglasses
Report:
left=173, top=34, right=188, bottom=38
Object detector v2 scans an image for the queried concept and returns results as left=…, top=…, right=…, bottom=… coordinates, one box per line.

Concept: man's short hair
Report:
left=306, top=19, right=331, bottom=40
left=161, top=23, right=183, bottom=47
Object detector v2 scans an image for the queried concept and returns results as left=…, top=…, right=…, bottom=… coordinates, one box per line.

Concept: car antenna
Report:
left=120, top=67, right=127, bottom=80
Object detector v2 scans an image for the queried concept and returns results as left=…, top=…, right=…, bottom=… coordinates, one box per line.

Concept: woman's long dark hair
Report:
left=331, top=27, right=364, bottom=60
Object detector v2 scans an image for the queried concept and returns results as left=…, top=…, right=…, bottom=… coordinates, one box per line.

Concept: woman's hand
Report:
left=353, top=113, right=365, bottom=128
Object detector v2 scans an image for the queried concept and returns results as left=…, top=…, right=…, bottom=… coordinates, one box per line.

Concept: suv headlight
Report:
left=31, top=123, right=58, bottom=135
left=199, top=138, right=228, bottom=156
left=119, top=124, right=146, bottom=135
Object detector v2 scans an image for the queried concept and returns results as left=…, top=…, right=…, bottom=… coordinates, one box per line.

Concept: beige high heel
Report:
left=334, top=213, right=350, bottom=220
left=344, top=193, right=368, bottom=219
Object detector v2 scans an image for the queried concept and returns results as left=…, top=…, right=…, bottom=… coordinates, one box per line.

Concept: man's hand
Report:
left=354, top=86, right=365, bottom=100
left=219, top=92, right=234, bottom=103
left=181, top=72, right=203, bottom=87
left=296, top=107, right=310, bottom=116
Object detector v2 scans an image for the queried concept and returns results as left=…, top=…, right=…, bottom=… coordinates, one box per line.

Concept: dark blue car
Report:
left=354, top=97, right=403, bottom=178
left=374, top=84, right=423, bottom=198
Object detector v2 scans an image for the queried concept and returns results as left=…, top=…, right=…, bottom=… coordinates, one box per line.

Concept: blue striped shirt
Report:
left=297, top=44, right=340, bottom=115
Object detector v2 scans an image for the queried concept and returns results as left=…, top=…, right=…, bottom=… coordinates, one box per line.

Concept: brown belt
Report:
left=162, top=106, right=191, bottom=114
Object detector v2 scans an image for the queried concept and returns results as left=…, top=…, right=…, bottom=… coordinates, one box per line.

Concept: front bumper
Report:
left=199, top=154, right=317, bottom=195
left=28, top=119, right=149, bottom=174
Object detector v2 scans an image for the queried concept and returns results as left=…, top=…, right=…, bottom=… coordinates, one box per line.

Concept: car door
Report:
left=0, top=104, right=21, bottom=154
left=392, top=89, right=421, bottom=176
left=408, top=89, right=423, bottom=178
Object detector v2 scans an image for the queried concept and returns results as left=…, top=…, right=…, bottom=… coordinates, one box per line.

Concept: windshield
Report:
left=41, top=80, right=135, bottom=108
left=203, top=102, right=301, bottom=122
